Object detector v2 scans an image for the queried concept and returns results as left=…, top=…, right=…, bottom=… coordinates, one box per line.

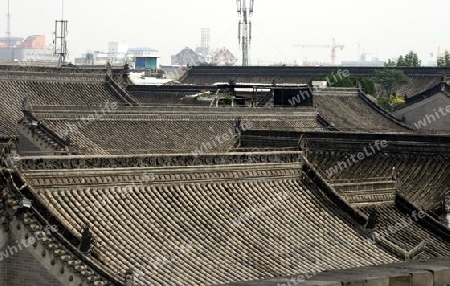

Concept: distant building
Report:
left=19, top=35, right=46, bottom=49
left=108, top=41, right=129, bottom=54
left=0, top=48, right=13, bottom=61
left=0, top=37, right=24, bottom=48
left=75, top=51, right=110, bottom=65
left=171, top=46, right=237, bottom=66
left=75, top=43, right=159, bottom=69
left=342, top=54, right=384, bottom=67
left=172, top=47, right=201, bottom=66
left=211, top=47, right=237, bottom=66
left=128, top=47, right=159, bottom=70
left=302, top=60, right=329, bottom=66
left=0, top=35, right=55, bottom=62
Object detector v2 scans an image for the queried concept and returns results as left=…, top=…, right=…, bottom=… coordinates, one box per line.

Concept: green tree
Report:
left=358, top=77, right=376, bottom=95
left=396, top=55, right=406, bottom=66
left=385, top=51, right=421, bottom=67
left=309, top=70, right=376, bottom=95
left=404, top=51, right=421, bottom=67
left=374, top=69, right=410, bottom=95
left=385, top=59, right=396, bottom=67
left=377, top=94, right=406, bottom=111
left=437, top=51, right=450, bottom=67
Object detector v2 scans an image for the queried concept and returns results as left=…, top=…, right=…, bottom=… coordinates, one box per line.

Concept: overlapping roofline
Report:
left=3, top=147, right=448, bottom=284
left=357, top=90, right=413, bottom=130
left=18, top=151, right=302, bottom=171
left=241, top=130, right=450, bottom=155
left=29, top=105, right=318, bottom=116
left=0, top=64, right=121, bottom=74
left=2, top=168, right=122, bottom=285
left=394, top=81, right=450, bottom=111
left=185, top=66, right=450, bottom=78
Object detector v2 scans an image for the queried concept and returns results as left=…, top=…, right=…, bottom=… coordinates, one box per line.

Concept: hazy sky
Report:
left=2, top=0, right=449, bottom=65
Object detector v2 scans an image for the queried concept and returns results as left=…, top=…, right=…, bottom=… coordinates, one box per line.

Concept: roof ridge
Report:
left=301, top=156, right=369, bottom=226
left=19, top=151, right=302, bottom=170
left=2, top=168, right=121, bottom=285
left=0, top=72, right=106, bottom=83
left=105, top=75, right=140, bottom=106
left=300, top=157, right=408, bottom=259
left=20, top=111, right=69, bottom=153
left=394, top=82, right=446, bottom=111
left=357, top=90, right=413, bottom=130
left=29, top=104, right=320, bottom=114
left=395, top=193, right=450, bottom=241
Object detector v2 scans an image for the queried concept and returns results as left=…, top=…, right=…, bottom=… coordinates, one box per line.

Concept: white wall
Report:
left=108, top=42, right=129, bottom=54
left=393, top=92, right=450, bottom=132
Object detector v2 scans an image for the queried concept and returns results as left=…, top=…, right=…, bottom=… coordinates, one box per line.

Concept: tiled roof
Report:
left=16, top=213, right=112, bottom=285
left=1, top=65, right=449, bottom=285
left=182, top=66, right=312, bottom=85
left=0, top=137, right=14, bottom=148
left=6, top=152, right=401, bottom=285
left=358, top=203, right=450, bottom=259
left=184, top=75, right=311, bottom=86
left=375, top=76, right=442, bottom=98
left=126, top=88, right=210, bottom=106
left=310, top=150, right=450, bottom=213
left=313, top=89, right=411, bottom=132
left=0, top=68, right=137, bottom=138
left=394, top=82, right=450, bottom=111
left=181, top=66, right=450, bottom=87
left=22, top=106, right=326, bottom=155
left=240, top=131, right=450, bottom=214
left=126, top=85, right=259, bottom=106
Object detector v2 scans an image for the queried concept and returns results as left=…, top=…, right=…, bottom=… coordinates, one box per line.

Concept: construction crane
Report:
left=294, top=38, right=344, bottom=66
left=237, top=0, right=254, bottom=66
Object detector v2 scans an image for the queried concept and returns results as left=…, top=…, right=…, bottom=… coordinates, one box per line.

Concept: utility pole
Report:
left=237, top=0, right=254, bottom=66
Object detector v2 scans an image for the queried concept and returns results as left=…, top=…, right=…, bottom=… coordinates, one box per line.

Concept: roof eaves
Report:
left=5, top=168, right=123, bottom=285
left=394, top=82, right=444, bottom=111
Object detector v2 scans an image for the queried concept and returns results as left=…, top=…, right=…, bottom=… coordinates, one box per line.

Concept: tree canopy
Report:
left=385, top=51, right=421, bottom=67
left=309, top=70, right=376, bottom=95
left=374, top=68, right=409, bottom=95
left=437, top=51, right=450, bottom=67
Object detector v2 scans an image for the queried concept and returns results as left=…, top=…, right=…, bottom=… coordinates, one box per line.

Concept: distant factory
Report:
left=0, top=35, right=56, bottom=63
left=75, top=42, right=160, bottom=70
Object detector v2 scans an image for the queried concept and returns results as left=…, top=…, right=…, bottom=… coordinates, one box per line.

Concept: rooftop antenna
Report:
left=237, top=0, right=254, bottom=66
left=54, top=0, right=68, bottom=65
left=6, top=0, right=12, bottom=61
